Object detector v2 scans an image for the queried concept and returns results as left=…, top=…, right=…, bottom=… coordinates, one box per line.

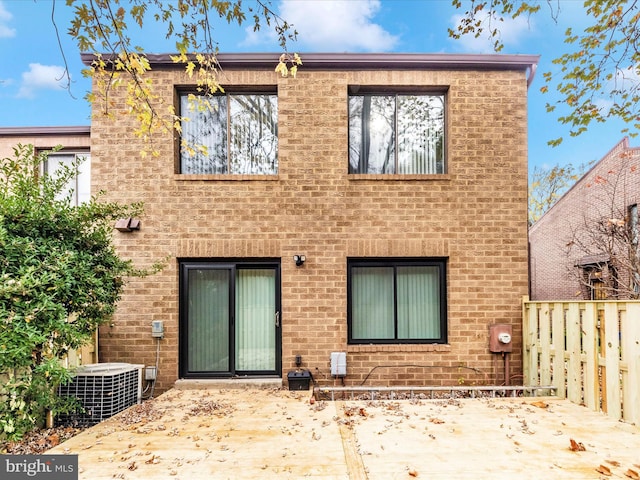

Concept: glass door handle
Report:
left=275, top=311, right=280, bottom=327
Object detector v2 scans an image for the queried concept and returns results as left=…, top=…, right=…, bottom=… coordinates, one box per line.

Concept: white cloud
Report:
left=245, top=0, right=399, bottom=52
left=593, top=97, right=613, bottom=113
left=450, top=12, right=534, bottom=53
left=613, top=66, right=640, bottom=90
left=592, top=65, right=640, bottom=114
left=0, top=1, right=16, bottom=38
left=17, top=63, right=67, bottom=99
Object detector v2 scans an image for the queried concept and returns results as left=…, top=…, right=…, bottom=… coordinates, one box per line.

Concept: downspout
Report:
left=527, top=63, right=537, bottom=88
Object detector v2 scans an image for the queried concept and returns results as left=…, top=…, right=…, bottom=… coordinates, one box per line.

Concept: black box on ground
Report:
left=287, top=370, right=311, bottom=390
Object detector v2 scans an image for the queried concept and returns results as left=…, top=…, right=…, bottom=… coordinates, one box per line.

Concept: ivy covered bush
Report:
left=0, top=144, right=158, bottom=440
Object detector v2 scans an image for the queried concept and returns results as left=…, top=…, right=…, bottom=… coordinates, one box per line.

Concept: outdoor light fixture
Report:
left=293, top=254, right=306, bottom=266
left=114, top=217, right=141, bottom=232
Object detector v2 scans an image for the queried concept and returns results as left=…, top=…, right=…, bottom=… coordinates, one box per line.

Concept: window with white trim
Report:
left=44, top=152, right=91, bottom=206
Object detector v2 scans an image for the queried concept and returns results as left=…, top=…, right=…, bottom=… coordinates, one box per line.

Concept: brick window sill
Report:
left=174, top=174, right=279, bottom=181
left=347, top=344, right=451, bottom=353
left=348, top=174, right=452, bottom=181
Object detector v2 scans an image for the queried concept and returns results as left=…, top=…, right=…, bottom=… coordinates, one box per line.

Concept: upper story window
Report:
left=44, top=152, right=91, bottom=206
left=347, top=258, right=448, bottom=344
left=348, top=90, right=445, bottom=175
left=179, top=90, right=278, bottom=175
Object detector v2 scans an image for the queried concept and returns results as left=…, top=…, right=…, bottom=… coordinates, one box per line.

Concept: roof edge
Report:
left=0, top=126, right=91, bottom=136
left=529, top=136, right=638, bottom=232
left=81, top=52, right=539, bottom=71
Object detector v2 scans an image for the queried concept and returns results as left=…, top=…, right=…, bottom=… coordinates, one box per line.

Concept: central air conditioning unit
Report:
left=57, top=363, right=144, bottom=426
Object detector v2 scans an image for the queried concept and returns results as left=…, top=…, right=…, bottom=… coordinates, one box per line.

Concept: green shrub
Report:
left=0, top=144, right=160, bottom=440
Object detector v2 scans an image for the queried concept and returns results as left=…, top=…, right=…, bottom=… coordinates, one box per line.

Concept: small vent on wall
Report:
left=57, top=363, right=143, bottom=426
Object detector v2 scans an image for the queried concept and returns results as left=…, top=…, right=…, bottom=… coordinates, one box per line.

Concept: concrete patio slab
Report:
left=48, top=388, right=640, bottom=479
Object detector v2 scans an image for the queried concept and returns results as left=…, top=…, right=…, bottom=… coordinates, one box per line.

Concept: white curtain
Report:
left=397, top=266, right=441, bottom=339
left=180, top=94, right=278, bottom=174
left=235, top=269, right=276, bottom=371
left=351, top=265, right=441, bottom=340
left=397, top=96, right=444, bottom=174
left=229, top=95, right=278, bottom=174
left=349, top=94, right=444, bottom=174
left=180, top=95, right=228, bottom=174
left=351, top=267, right=395, bottom=339
left=187, top=269, right=230, bottom=371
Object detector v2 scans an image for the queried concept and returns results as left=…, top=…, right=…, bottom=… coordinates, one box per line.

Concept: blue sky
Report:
left=0, top=0, right=634, bottom=173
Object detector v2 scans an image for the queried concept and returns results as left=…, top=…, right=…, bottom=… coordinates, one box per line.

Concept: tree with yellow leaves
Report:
left=450, top=0, right=640, bottom=146
left=528, top=162, right=593, bottom=225
left=58, top=0, right=301, bottom=155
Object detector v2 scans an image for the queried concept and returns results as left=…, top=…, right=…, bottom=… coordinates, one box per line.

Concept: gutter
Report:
left=527, top=62, right=537, bottom=88
left=0, top=126, right=91, bottom=136
left=81, top=52, right=540, bottom=86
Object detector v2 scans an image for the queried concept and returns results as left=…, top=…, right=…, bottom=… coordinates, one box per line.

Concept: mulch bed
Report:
left=1, top=425, right=86, bottom=455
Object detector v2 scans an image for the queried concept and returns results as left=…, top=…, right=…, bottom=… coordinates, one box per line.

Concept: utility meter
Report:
left=489, top=324, right=512, bottom=353
left=151, top=320, right=164, bottom=338
left=498, top=332, right=512, bottom=344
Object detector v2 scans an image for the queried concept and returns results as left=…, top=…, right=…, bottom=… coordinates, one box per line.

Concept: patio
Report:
left=46, top=387, right=640, bottom=479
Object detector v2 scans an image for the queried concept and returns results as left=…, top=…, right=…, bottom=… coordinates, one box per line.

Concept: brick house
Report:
left=79, top=52, right=537, bottom=392
left=529, top=137, right=640, bottom=301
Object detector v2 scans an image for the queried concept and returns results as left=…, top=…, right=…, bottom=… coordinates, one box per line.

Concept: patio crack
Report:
left=335, top=401, right=368, bottom=480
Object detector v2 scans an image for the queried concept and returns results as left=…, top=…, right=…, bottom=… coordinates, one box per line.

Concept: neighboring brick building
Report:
left=82, top=52, right=537, bottom=392
left=0, top=126, right=90, bottom=165
left=0, top=126, right=92, bottom=205
left=529, top=137, right=640, bottom=300
left=0, top=126, right=96, bottom=365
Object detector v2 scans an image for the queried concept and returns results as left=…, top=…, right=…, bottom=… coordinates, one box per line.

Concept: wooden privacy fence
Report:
left=523, top=298, right=640, bottom=426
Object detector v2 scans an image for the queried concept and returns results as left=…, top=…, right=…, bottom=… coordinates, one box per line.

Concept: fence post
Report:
left=604, top=303, right=622, bottom=420
left=551, top=303, right=566, bottom=398
left=621, top=303, right=640, bottom=425
left=566, top=303, right=582, bottom=405
left=523, top=298, right=539, bottom=387
left=582, top=302, right=598, bottom=411
left=539, top=303, right=552, bottom=389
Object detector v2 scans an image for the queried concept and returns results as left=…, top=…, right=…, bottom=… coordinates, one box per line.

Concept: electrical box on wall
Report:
left=151, top=320, right=164, bottom=338
left=489, top=324, right=512, bottom=353
left=331, top=352, right=347, bottom=377
left=145, top=366, right=157, bottom=381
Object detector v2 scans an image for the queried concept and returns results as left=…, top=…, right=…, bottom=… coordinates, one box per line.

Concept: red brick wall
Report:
left=91, top=59, right=530, bottom=392
left=529, top=137, right=640, bottom=300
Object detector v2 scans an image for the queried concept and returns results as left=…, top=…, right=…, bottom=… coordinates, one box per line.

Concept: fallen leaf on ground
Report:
left=596, top=465, right=612, bottom=476
left=1, top=426, right=84, bottom=455
left=530, top=401, right=548, bottom=409
left=343, top=406, right=368, bottom=417
left=569, top=439, right=586, bottom=451
left=625, top=468, right=640, bottom=479
left=607, top=460, right=621, bottom=467
left=408, top=469, right=419, bottom=477
left=429, top=418, right=444, bottom=424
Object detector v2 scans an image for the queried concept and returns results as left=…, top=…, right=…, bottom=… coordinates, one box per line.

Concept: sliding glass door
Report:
left=180, top=261, right=281, bottom=377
